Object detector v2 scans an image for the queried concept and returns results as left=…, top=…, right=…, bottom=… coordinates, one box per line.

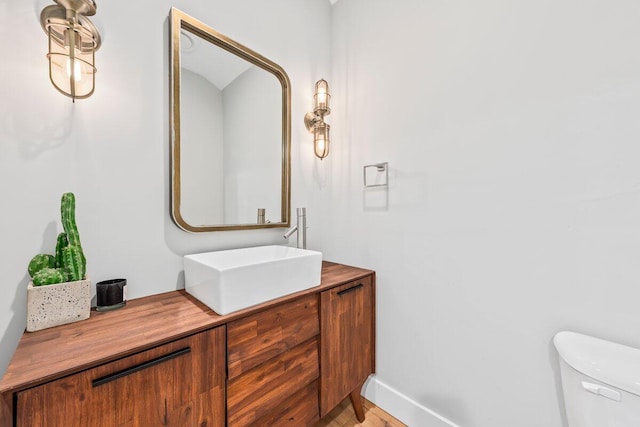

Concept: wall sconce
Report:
left=40, top=0, right=101, bottom=101
left=304, top=79, right=331, bottom=159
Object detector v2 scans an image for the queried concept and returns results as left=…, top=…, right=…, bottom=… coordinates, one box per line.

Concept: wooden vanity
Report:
left=0, top=261, right=375, bottom=427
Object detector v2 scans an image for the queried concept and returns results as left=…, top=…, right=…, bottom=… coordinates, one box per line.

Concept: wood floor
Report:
left=317, top=397, right=408, bottom=427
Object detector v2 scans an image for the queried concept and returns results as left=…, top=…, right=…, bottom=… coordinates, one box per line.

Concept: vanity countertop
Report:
left=0, top=261, right=373, bottom=395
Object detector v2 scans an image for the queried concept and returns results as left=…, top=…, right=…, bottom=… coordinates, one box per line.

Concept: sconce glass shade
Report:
left=40, top=1, right=101, bottom=101
left=306, top=78, right=332, bottom=159
left=313, top=123, right=330, bottom=159
left=313, top=79, right=330, bottom=115
left=47, top=25, right=96, bottom=99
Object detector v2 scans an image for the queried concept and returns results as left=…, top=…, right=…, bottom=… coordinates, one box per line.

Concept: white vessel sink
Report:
left=184, top=245, right=322, bottom=315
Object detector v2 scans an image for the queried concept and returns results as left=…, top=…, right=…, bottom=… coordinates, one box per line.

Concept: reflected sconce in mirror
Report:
left=40, top=0, right=101, bottom=101
left=304, top=79, right=331, bottom=159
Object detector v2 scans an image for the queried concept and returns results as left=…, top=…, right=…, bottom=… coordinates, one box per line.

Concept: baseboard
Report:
left=362, top=376, right=461, bottom=427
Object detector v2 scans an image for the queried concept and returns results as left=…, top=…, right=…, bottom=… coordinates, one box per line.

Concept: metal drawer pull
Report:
left=92, top=347, right=191, bottom=387
left=337, top=284, right=363, bottom=296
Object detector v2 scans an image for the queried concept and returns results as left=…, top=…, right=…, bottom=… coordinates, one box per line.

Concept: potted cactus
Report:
left=26, top=192, right=91, bottom=332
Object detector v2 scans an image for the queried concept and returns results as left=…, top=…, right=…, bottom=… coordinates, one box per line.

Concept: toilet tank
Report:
left=554, top=331, right=640, bottom=427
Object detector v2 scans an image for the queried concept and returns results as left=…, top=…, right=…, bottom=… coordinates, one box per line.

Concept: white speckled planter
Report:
left=26, top=277, right=91, bottom=332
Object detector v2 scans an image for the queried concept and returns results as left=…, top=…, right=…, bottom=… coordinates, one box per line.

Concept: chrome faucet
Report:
left=283, top=208, right=307, bottom=249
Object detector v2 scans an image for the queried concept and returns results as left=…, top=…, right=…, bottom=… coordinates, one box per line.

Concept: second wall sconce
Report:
left=304, top=79, right=331, bottom=159
left=40, top=0, right=101, bottom=101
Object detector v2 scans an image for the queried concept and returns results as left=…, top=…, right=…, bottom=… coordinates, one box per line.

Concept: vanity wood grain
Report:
left=227, top=337, right=319, bottom=426
left=0, top=261, right=375, bottom=426
left=320, top=277, right=375, bottom=420
left=16, top=327, right=225, bottom=426
left=255, top=379, right=321, bottom=426
left=226, top=294, right=321, bottom=426
left=227, top=293, right=319, bottom=379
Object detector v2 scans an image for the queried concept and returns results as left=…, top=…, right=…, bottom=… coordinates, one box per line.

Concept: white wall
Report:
left=0, top=0, right=331, bottom=377
left=180, top=69, right=224, bottom=225
left=323, top=1, right=640, bottom=426
left=223, top=66, right=282, bottom=224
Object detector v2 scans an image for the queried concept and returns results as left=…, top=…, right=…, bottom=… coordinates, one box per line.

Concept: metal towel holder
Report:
left=363, top=162, right=388, bottom=188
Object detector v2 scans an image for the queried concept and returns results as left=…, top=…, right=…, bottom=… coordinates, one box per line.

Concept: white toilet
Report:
left=554, top=331, right=640, bottom=426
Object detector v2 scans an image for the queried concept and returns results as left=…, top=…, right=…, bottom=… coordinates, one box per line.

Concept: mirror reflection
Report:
left=170, top=8, right=291, bottom=232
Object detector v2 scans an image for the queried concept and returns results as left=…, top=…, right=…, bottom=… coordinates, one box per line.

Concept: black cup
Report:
left=96, top=279, right=127, bottom=311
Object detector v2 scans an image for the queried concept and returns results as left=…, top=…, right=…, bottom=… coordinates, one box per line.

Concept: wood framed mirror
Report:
left=170, top=8, right=291, bottom=232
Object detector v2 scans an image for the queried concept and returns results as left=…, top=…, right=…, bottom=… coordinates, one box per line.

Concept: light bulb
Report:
left=314, top=123, right=330, bottom=159
left=65, top=57, right=83, bottom=82
left=316, top=87, right=327, bottom=107
left=314, top=79, right=330, bottom=113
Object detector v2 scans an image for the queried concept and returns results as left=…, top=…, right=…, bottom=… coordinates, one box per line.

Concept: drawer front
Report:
left=16, top=326, right=226, bottom=427
left=227, top=338, right=320, bottom=427
left=252, top=380, right=320, bottom=427
left=227, top=294, right=319, bottom=379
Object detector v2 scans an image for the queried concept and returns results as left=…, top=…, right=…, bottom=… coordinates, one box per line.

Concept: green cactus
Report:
left=55, top=268, right=68, bottom=281
left=54, top=232, right=68, bottom=269
left=60, top=192, right=86, bottom=280
left=27, top=192, right=88, bottom=286
left=28, top=254, right=56, bottom=278
left=62, top=245, right=85, bottom=282
left=32, top=268, right=65, bottom=286
left=61, top=193, right=80, bottom=247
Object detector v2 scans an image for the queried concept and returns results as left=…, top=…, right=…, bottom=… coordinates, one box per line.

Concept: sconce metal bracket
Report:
left=304, top=112, right=321, bottom=131
left=40, top=0, right=102, bottom=50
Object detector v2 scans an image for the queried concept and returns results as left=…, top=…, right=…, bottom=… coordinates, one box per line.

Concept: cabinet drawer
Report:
left=252, top=380, right=320, bottom=426
left=227, top=338, right=319, bottom=427
left=227, top=294, right=319, bottom=379
left=16, top=327, right=226, bottom=427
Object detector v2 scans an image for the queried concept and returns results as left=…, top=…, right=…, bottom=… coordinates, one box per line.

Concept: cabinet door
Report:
left=16, top=326, right=226, bottom=427
left=320, top=275, right=375, bottom=417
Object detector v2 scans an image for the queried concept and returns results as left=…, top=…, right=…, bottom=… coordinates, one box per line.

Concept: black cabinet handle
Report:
left=92, top=347, right=191, bottom=387
left=337, top=283, right=363, bottom=296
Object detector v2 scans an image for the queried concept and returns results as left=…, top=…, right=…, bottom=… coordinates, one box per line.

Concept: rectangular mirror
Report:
left=170, top=8, right=291, bottom=232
